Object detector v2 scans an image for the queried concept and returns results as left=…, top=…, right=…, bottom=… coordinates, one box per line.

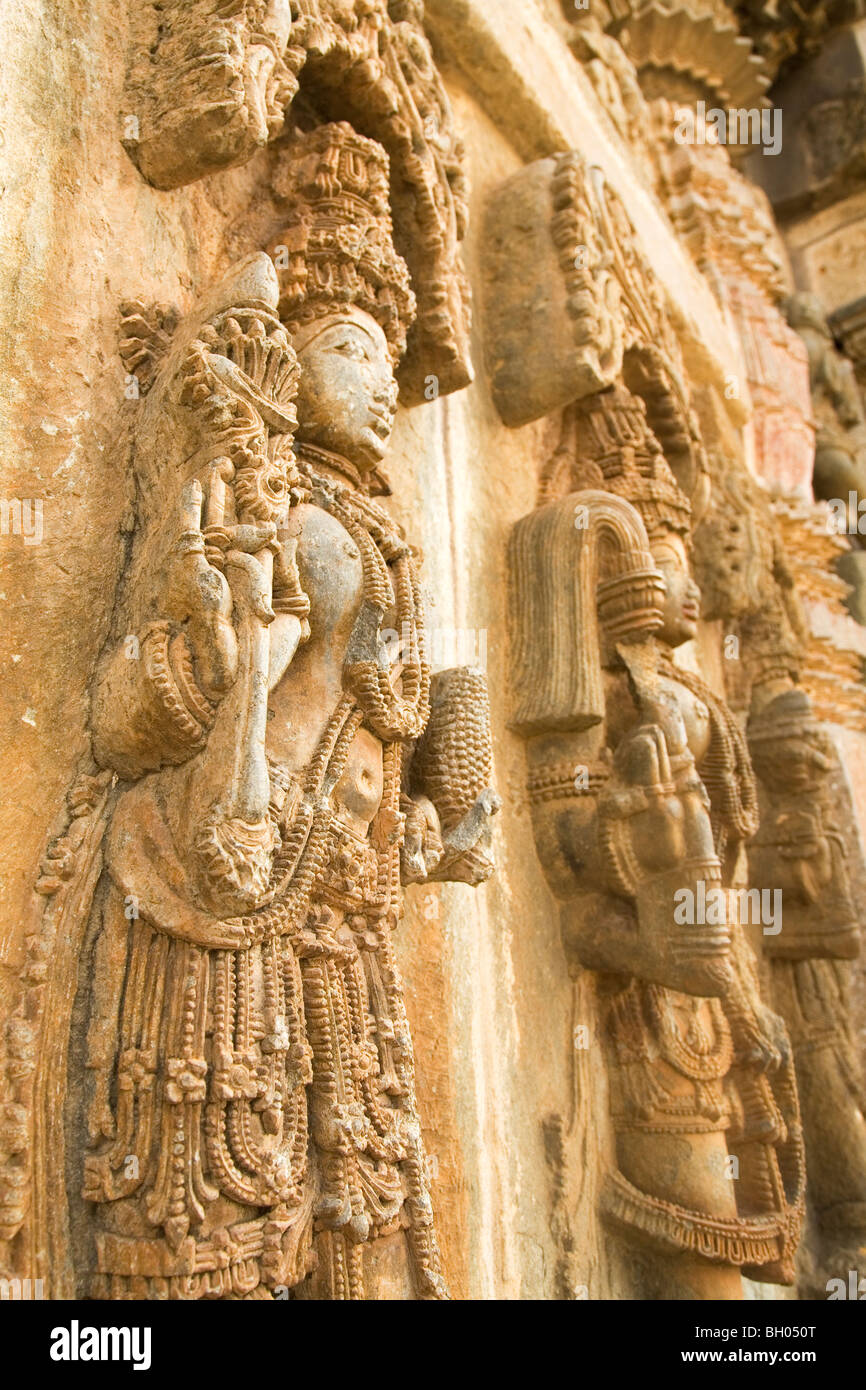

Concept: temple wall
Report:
left=2, top=0, right=866, bottom=1303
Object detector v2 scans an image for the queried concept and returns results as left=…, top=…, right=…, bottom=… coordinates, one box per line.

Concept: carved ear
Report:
left=119, top=299, right=180, bottom=394
left=366, top=463, right=392, bottom=497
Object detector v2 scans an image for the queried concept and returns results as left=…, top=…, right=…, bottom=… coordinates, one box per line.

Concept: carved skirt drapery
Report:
left=80, top=728, right=440, bottom=1300
left=601, top=976, right=804, bottom=1281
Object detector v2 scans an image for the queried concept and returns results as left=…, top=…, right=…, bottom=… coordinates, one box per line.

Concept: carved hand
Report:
left=722, top=941, right=791, bottom=1077
left=400, top=795, right=443, bottom=883
left=167, top=480, right=239, bottom=700
left=733, top=999, right=791, bottom=1077
left=171, top=472, right=284, bottom=856
left=268, top=524, right=310, bottom=690
left=222, top=525, right=278, bottom=623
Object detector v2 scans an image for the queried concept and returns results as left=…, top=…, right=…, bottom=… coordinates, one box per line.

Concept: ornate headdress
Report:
left=271, top=122, right=416, bottom=364
left=542, top=384, right=692, bottom=541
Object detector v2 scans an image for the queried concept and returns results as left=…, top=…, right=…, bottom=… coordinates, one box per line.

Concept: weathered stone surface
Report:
left=1, top=0, right=866, bottom=1306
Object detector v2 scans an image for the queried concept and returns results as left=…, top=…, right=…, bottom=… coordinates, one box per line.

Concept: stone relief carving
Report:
left=509, top=383, right=804, bottom=1299
left=784, top=292, right=866, bottom=621
left=768, top=496, right=866, bottom=726
left=481, top=147, right=708, bottom=519
left=830, top=297, right=866, bottom=400
left=691, top=451, right=807, bottom=695
left=122, top=0, right=471, bottom=402
left=693, top=448, right=866, bottom=1293
left=1, top=123, right=498, bottom=1300
left=656, top=155, right=866, bottom=1139
left=736, top=5, right=866, bottom=218
left=733, top=0, right=866, bottom=76
left=565, top=9, right=648, bottom=146
left=479, top=141, right=856, bottom=1297
left=786, top=292, right=866, bottom=514
left=649, top=102, right=816, bottom=501
left=747, top=693, right=866, bottom=1291
left=651, top=89, right=866, bottom=663
left=563, top=0, right=771, bottom=110
left=649, top=98, right=787, bottom=304
left=2, top=0, right=866, bottom=1319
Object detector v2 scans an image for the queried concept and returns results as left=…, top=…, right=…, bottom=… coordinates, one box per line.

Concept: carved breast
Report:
left=660, top=673, right=712, bottom=766
left=605, top=667, right=711, bottom=766
left=266, top=503, right=386, bottom=834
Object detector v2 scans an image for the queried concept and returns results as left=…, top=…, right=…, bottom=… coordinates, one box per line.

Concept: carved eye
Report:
left=333, top=339, right=368, bottom=362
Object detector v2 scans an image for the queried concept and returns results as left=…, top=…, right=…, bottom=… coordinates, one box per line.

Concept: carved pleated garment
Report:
left=81, top=471, right=443, bottom=1300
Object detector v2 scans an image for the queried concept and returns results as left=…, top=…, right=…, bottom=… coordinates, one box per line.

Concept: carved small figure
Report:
left=510, top=385, right=804, bottom=1299
left=694, top=441, right=866, bottom=1282
left=786, top=291, right=866, bottom=517
left=747, top=687, right=866, bottom=1283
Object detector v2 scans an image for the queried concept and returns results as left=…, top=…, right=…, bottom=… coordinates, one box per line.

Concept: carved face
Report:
left=653, top=531, right=701, bottom=648
left=294, top=312, right=398, bottom=471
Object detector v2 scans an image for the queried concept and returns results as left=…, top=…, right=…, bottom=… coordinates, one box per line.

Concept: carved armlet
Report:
left=142, top=621, right=216, bottom=755
left=92, top=621, right=217, bottom=778
left=272, top=535, right=311, bottom=642
left=518, top=750, right=611, bottom=903
left=526, top=759, right=609, bottom=806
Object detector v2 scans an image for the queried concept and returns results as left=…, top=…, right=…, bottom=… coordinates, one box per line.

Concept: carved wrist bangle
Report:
left=526, top=760, right=609, bottom=804
left=169, top=632, right=216, bottom=729
left=141, top=622, right=213, bottom=752
left=175, top=529, right=207, bottom=557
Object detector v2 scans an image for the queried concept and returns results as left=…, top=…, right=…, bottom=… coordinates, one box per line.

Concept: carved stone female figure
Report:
left=9, top=125, right=496, bottom=1301
left=509, top=385, right=804, bottom=1299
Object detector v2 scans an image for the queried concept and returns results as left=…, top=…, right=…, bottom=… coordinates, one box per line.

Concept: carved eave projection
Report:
left=123, top=1, right=471, bottom=402
left=732, top=0, right=866, bottom=79
left=481, top=147, right=707, bottom=509
left=565, top=0, right=771, bottom=110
